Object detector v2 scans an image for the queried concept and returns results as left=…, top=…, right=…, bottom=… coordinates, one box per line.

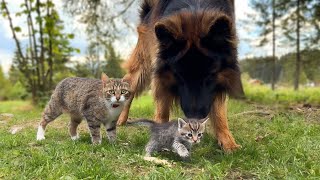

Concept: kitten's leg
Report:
left=85, top=116, right=102, bottom=145
left=105, top=120, right=117, bottom=143
left=145, top=140, right=158, bottom=157
left=69, top=115, right=82, bottom=140
left=152, top=75, right=175, bottom=123
left=37, top=99, right=62, bottom=140
left=172, top=140, right=190, bottom=159
left=209, top=93, right=240, bottom=153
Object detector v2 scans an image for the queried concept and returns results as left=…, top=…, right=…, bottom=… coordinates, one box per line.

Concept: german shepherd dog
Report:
left=118, top=0, right=244, bottom=152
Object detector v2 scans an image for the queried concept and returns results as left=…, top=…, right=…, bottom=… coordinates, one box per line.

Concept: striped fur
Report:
left=129, top=117, right=208, bottom=160
left=36, top=73, right=131, bottom=144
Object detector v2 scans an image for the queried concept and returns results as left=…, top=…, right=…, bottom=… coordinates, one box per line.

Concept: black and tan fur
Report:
left=118, top=0, right=244, bottom=152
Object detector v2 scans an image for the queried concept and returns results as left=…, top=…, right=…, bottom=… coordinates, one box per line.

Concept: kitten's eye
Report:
left=198, top=133, right=203, bottom=137
left=108, top=90, right=115, bottom=94
left=186, top=133, right=192, bottom=138
left=121, top=90, right=127, bottom=94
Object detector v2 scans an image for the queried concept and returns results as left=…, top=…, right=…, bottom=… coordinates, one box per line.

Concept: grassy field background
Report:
left=1, top=92, right=320, bottom=179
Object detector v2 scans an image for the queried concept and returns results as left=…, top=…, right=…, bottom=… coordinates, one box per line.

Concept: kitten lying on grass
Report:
left=127, top=118, right=208, bottom=160
left=36, top=73, right=131, bottom=144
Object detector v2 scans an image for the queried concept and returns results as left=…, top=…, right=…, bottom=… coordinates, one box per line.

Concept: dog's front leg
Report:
left=209, top=93, right=241, bottom=153
left=152, top=75, right=174, bottom=123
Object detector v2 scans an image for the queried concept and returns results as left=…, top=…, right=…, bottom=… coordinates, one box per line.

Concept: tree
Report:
left=248, top=0, right=280, bottom=90
left=71, top=44, right=124, bottom=79
left=103, top=44, right=125, bottom=78
left=63, top=0, right=137, bottom=45
left=278, top=0, right=320, bottom=90
left=1, top=0, right=78, bottom=104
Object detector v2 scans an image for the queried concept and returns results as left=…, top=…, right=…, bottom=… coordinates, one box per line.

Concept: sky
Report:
left=0, top=0, right=268, bottom=74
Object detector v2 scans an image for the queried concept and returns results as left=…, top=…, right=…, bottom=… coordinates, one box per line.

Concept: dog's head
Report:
left=155, top=10, right=243, bottom=118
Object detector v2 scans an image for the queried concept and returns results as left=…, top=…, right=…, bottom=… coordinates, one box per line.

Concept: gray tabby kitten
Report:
left=36, top=73, right=131, bottom=144
left=128, top=118, right=208, bottom=160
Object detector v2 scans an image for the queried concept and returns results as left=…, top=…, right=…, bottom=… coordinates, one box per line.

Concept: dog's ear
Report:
left=217, top=67, right=245, bottom=99
left=155, top=23, right=176, bottom=45
left=155, top=22, right=186, bottom=60
left=201, top=16, right=234, bottom=53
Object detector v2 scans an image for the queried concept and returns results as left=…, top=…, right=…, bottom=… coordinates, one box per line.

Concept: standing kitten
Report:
left=36, top=73, right=131, bottom=144
left=128, top=118, right=208, bottom=160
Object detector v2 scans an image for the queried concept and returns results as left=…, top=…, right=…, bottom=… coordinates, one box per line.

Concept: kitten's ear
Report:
left=178, top=118, right=187, bottom=129
left=101, top=72, right=109, bottom=84
left=121, top=75, right=131, bottom=85
left=200, top=117, right=209, bottom=124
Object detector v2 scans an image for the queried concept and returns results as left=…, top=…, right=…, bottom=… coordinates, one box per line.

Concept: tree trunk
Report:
left=47, top=0, right=53, bottom=89
left=271, top=0, right=276, bottom=90
left=25, top=0, right=41, bottom=91
left=36, top=0, right=46, bottom=92
left=294, top=0, right=301, bottom=91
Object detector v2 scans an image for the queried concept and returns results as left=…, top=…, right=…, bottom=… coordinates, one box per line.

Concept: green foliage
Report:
left=0, top=66, right=11, bottom=100
left=1, top=0, right=79, bottom=104
left=1, top=97, right=320, bottom=178
left=103, top=44, right=125, bottom=78
left=242, top=77, right=320, bottom=105
left=0, top=66, right=28, bottom=101
left=7, top=82, right=28, bottom=100
left=72, top=44, right=125, bottom=79
left=240, top=49, right=320, bottom=85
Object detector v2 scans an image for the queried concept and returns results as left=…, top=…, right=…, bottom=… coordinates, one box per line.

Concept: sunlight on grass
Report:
left=243, top=81, right=320, bottom=105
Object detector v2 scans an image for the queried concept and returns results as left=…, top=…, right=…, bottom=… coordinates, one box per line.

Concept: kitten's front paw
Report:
left=36, top=126, right=45, bottom=141
left=36, top=135, right=45, bottom=141
left=107, top=135, right=116, bottom=143
left=71, top=134, right=80, bottom=141
left=91, top=138, right=102, bottom=145
left=179, top=150, right=189, bottom=158
left=181, top=156, right=191, bottom=162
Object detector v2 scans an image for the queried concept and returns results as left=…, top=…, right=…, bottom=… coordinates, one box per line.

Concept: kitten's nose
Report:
left=116, top=96, right=120, bottom=101
left=192, top=137, right=198, bottom=142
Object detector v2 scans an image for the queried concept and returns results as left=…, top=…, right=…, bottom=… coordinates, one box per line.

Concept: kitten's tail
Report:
left=126, top=119, right=155, bottom=127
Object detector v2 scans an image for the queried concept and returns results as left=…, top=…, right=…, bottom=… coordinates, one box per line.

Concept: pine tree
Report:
left=248, top=0, right=279, bottom=90
left=277, top=0, right=320, bottom=90
left=103, top=44, right=125, bottom=78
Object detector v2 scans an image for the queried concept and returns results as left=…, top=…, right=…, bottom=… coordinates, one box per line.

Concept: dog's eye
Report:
left=121, top=90, right=127, bottom=94
left=108, top=90, right=115, bottom=94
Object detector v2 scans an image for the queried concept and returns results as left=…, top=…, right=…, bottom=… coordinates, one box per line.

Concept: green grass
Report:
left=1, top=96, right=320, bottom=179
left=243, top=82, right=320, bottom=105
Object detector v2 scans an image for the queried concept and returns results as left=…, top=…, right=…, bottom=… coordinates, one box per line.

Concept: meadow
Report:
left=0, top=90, right=320, bottom=179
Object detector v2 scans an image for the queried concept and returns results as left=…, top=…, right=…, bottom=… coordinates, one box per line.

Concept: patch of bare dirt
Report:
left=0, top=113, right=14, bottom=121
left=287, top=104, right=320, bottom=123
left=225, top=169, right=257, bottom=180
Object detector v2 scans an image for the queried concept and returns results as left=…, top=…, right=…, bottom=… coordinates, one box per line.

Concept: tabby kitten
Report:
left=128, top=118, right=208, bottom=160
left=36, top=73, right=131, bottom=144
